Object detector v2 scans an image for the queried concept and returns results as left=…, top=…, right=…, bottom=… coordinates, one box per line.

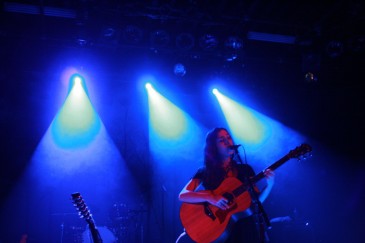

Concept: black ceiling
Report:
left=1, top=1, right=364, bottom=87
left=1, top=0, right=365, bottom=160
left=1, top=0, right=364, bottom=54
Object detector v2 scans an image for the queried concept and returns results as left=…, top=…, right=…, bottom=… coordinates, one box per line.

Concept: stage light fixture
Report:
left=122, top=25, right=143, bottom=44
left=74, top=76, right=82, bottom=84
left=174, top=63, right=186, bottom=77
left=304, top=72, right=318, bottom=83
left=76, top=38, right=88, bottom=47
left=224, top=36, right=243, bottom=50
left=349, top=35, right=365, bottom=53
left=103, top=27, right=116, bottom=39
left=145, top=83, right=152, bottom=90
left=150, top=30, right=170, bottom=48
left=224, top=53, right=238, bottom=62
left=326, top=40, right=344, bottom=58
left=199, top=34, right=219, bottom=51
left=176, top=33, right=195, bottom=50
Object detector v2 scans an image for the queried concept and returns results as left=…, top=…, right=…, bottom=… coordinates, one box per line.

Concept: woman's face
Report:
left=215, top=129, right=234, bottom=159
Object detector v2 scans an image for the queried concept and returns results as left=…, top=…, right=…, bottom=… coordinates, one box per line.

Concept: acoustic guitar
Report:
left=179, top=144, right=312, bottom=243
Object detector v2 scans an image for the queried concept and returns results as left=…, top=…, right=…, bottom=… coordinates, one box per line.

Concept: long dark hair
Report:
left=202, top=127, right=234, bottom=189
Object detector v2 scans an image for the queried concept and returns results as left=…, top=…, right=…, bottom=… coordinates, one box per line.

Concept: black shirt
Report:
left=192, top=162, right=256, bottom=190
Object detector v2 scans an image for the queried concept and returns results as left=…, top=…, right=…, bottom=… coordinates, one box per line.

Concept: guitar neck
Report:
left=232, top=154, right=292, bottom=197
left=83, top=217, right=102, bottom=243
left=252, top=154, right=291, bottom=183
left=89, top=226, right=103, bottom=243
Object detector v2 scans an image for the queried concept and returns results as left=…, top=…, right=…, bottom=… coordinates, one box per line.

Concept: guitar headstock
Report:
left=71, top=192, right=94, bottom=225
left=71, top=192, right=104, bottom=243
left=288, top=143, right=312, bottom=160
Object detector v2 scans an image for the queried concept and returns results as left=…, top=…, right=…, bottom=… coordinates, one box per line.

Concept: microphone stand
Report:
left=233, top=147, right=271, bottom=243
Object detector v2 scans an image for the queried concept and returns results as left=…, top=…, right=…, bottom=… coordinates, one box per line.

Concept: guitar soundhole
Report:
left=222, top=192, right=234, bottom=205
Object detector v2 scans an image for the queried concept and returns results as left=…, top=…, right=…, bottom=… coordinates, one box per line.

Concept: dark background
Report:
left=1, top=1, right=365, bottom=242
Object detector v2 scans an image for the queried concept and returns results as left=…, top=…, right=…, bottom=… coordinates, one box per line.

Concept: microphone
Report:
left=229, top=144, right=241, bottom=150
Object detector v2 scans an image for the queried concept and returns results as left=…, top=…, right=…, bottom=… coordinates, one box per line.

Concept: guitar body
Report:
left=180, top=177, right=252, bottom=243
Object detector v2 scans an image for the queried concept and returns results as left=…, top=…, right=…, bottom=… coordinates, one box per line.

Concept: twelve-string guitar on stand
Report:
left=71, top=192, right=103, bottom=243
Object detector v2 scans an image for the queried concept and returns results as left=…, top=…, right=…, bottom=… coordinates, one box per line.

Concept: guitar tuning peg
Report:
left=304, top=153, right=313, bottom=159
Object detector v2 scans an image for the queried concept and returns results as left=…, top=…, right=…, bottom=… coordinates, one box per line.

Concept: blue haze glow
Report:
left=7, top=73, right=138, bottom=238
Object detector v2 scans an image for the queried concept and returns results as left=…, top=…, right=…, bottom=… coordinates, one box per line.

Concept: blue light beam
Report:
left=214, top=89, right=270, bottom=146
left=51, top=74, right=101, bottom=148
left=146, top=84, right=201, bottom=161
left=213, top=88, right=306, bottom=158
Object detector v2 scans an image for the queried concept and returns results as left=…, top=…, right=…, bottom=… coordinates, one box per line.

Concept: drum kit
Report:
left=60, top=202, right=146, bottom=243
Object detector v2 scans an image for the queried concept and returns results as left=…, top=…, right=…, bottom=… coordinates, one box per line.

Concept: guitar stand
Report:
left=233, top=146, right=271, bottom=243
left=249, top=188, right=271, bottom=243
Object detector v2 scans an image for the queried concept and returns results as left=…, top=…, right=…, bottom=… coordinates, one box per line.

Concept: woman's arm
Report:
left=179, top=178, right=212, bottom=203
left=179, top=178, right=230, bottom=210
